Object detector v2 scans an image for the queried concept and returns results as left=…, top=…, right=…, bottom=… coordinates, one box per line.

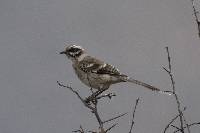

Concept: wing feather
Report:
left=78, top=56, right=121, bottom=76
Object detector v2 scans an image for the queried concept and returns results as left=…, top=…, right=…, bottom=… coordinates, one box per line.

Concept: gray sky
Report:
left=0, top=0, right=200, bottom=132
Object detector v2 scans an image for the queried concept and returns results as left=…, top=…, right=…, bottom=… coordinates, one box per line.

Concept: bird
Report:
left=60, top=44, right=171, bottom=95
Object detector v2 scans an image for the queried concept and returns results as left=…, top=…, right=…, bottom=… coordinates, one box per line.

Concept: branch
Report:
left=72, top=125, right=85, bottom=133
left=173, top=122, right=200, bottom=133
left=105, top=123, right=118, bottom=133
left=163, top=107, right=186, bottom=133
left=57, top=81, right=94, bottom=110
left=57, top=81, right=119, bottom=133
left=182, top=114, right=191, bottom=133
left=129, top=98, right=140, bottom=133
left=163, top=47, right=184, bottom=132
left=103, top=112, right=128, bottom=124
left=163, top=47, right=184, bottom=133
left=57, top=81, right=105, bottom=131
left=171, top=125, right=181, bottom=131
left=93, top=103, right=104, bottom=131
left=190, top=0, right=200, bottom=38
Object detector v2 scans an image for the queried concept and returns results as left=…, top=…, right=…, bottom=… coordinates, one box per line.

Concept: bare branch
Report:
left=190, top=0, right=200, bottom=38
left=129, top=98, right=140, bottom=133
left=164, top=114, right=180, bottom=133
left=166, top=47, right=172, bottom=71
left=172, top=125, right=182, bottom=130
left=105, top=123, right=118, bottom=133
left=57, top=80, right=122, bottom=132
left=163, top=107, right=186, bottom=133
left=163, top=47, right=184, bottom=133
left=72, top=125, right=85, bottom=133
left=173, top=122, right=200, bottom=133
left=57, top=81, right=105, bottom=131
left=182, top=114, right=191, bottom=133
left=93, top=103, right=104, bottom=131
left=103, top=112, right=128, bottom=124
left=57, top=81, right=94, bottom=110
left=162, top=66, right=170, bottom=74
left=163, top=47, right=200, bottom=133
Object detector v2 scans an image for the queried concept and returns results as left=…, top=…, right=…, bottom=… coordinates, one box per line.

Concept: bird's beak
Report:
left=60, top=51, right=66, bottom=54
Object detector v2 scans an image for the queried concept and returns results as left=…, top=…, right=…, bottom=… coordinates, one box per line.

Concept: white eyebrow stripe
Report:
left=71, top=45, right=83, bottom=50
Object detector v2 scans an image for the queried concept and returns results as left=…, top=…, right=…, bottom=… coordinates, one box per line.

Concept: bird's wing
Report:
left=96, top=63, right=121, bottom=76
left=78, top=56, right=121, bottom=76
left=78, top=56, right=104, bottom=73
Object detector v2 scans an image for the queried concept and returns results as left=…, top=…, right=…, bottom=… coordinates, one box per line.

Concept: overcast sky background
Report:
left=0, top=0, right=200, bottom=132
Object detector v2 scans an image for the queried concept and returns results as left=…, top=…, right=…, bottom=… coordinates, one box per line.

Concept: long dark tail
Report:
left=127, top=77, right=160, bottom=91
left=120, top=76, right=172, bottom=95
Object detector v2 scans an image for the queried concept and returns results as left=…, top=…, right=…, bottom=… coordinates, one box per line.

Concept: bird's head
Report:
left=60, top=44, right=86, bottom=61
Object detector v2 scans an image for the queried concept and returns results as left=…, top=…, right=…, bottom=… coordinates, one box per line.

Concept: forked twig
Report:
left=72, top=125, right=85, bottom=133
left=57, top=81, right=94, bottom=110
left=129, top=98, right=140, bottom=133
left=173, top=122, right=200, bottom=133
left=163, top=107, right=186, bottom=133
left=163, top=47, right=185, bottom=133
left=105, top=123, right=118, bottom=133
left=57, top=81, right=121, bottom=133
left=57, top=81, right=104, bottom=131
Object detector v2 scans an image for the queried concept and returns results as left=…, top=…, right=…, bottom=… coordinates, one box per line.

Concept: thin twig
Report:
left=57, top=81, right=105, bottom=131
left=163, top=47, right=184, bottom=133
left=171, top=124, right=181, bottom=131
left=103, top=112, right=128, bottom=124
left=57, top=81, right=121, bottom=132
left=129, top=98, right=140, bottom=133
left=164, top=114, right=180, bottom=133
left=57, top=81, right=94, bottom=110
left=72, top=125, right=85, bottom=133
left=93, top=103, right=104, bottom=131
left=163, top=107, right=186, bottom=133
left=105, top=123, right=118, bottom=133
left=173, top=122, right=200, bottom=133
left=182, top=114, right=191, bottom=133
left=190, top=0, right=200, bottom=38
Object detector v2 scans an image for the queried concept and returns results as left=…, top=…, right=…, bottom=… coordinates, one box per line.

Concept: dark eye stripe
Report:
left=68, top=47, right=80, bottom=52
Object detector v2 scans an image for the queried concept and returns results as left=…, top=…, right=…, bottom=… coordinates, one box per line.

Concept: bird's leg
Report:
left=90, top=87, right=94, bottom=94
left=85, top=87, right=108, bottom=104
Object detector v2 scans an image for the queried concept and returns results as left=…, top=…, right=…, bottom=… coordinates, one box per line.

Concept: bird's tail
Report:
left=120, top=76, right=172, bottom=95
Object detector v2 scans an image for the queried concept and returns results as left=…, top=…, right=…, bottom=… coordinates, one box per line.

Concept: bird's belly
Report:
left=73, top=67, right=111, bottom=90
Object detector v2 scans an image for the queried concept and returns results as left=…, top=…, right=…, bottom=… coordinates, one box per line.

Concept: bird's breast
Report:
left=72, top=64, right=112, bottom=89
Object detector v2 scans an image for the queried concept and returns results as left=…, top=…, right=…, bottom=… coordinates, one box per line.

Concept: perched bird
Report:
left=60, top=44, right=171, bottom=95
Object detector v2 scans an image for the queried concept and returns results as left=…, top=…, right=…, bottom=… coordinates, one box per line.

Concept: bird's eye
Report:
left=68, top=47, right=80, bottom=53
